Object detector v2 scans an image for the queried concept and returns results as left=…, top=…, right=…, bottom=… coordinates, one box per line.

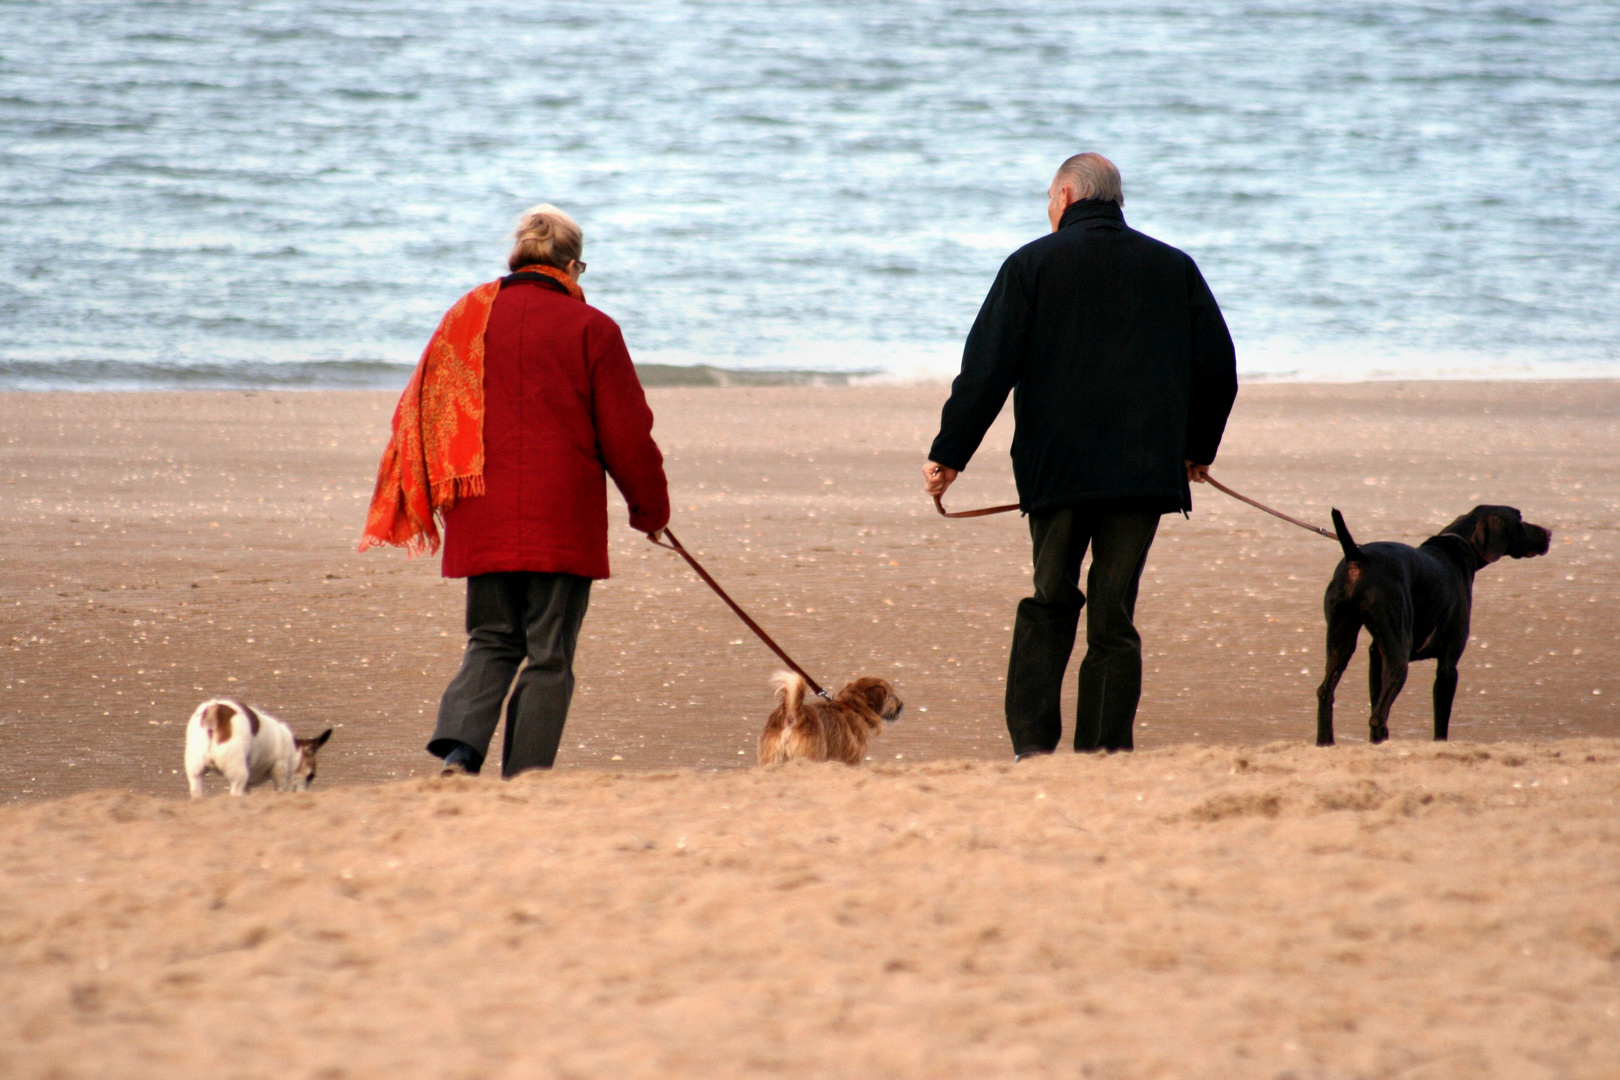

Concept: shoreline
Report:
left=2, top=361, right=1619, bottom=392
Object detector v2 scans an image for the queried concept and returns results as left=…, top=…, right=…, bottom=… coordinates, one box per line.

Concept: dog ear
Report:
left=1468, top=508, right=1512, bottom=565
left=835, top=678, right=884, bottom=712
left=1487, top=506, right=1551, bottom=559
left=299, top=728, right=333, bottom=752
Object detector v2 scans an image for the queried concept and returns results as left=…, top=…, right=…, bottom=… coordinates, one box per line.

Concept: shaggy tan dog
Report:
left=758, top=672, right=903, bottom=765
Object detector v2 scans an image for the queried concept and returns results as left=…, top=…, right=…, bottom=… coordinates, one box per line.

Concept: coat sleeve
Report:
left=927, top=255, right=1032, bottom=471
left=1182, top=256, right=1238, bottom=466
left=586, top=317, right=671, bottom=534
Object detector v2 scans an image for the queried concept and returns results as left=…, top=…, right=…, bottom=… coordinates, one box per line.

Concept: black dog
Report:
left=1315, top=505, right=1551, bottom=746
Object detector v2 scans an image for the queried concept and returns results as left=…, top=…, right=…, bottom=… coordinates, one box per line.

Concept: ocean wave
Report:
left=0, top=359, right=415, bottom=391
left=4, top=350, right=1615, bottom=393
left=2, top=1, right=1617, bottom=388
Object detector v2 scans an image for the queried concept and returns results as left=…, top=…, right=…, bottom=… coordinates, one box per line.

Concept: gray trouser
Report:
left=1005, top=503, right=1160, bottom=755
left=428, top=571, right=592, bottom=777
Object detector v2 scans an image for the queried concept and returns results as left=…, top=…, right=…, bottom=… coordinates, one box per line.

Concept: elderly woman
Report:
left=363, top=204, right=669, bottom=777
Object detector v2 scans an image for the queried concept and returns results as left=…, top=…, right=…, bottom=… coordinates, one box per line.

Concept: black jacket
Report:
left=928, top=200, right=1237, bottom=514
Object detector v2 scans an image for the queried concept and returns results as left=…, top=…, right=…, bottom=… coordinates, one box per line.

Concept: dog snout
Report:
left=885, top=698, right=904, bottom=722
left=1515, top=523, right=1553, bottom=558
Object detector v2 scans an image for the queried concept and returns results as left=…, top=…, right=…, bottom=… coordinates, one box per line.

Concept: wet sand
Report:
left=1, top=381, right=1615, bottom=799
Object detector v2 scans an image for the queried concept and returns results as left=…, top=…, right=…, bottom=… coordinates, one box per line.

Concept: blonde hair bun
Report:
left=508, top=203, right=583, bottom=271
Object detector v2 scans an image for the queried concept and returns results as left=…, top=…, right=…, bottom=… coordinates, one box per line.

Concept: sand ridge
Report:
left=2, top=738, right=1617, bottom=1079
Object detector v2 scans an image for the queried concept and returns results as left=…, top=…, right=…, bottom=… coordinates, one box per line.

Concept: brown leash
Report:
left=932, top=493, right=1020, bottom=518
left=648, top=527, right=828, bottom=697
left=934, top=473, right=1337, bottom=540
left=1202, top=474, right=1336, bottom=539
left=651, top=475, right=1329, bottom=695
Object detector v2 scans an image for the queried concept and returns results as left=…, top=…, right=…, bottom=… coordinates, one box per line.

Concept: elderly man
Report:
left=924, top=153, right=1237, bottom=757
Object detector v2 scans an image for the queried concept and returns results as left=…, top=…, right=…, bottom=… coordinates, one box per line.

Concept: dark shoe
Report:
left=440, top=742, right=484, bottom=776
left=1014, top=749, right=1054, bottom=763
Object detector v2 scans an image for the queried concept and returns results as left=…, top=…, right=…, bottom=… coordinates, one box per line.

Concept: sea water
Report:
left=1, top=1, right=1617, bottom=388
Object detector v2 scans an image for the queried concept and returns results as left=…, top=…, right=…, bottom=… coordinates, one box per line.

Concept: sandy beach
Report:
left=2, top=381, right=1618, bottom=1076
left=2, top=740, right=1618, bottom=1079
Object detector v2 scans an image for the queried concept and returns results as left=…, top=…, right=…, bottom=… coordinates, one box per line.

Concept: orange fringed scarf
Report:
left=360, top=264, right=584, bottom=555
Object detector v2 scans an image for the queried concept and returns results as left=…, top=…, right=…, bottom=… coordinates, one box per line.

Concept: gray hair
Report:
left=1054, top=153, right=1124, bottom=207
left=508, top=203, right=583, bottom=271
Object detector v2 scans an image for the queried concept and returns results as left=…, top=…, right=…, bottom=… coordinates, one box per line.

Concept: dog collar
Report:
left=1424, top=532, right=1483, bottom=572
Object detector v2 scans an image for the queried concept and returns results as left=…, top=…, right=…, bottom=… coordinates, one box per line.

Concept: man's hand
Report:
left=1186, top=460, right=1211, bottom=484
left=923, top=461, right=958, bottom=497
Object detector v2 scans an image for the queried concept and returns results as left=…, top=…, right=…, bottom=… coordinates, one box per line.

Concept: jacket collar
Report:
left=1059, top=199, right=1125, bottom=230
left=503, top=263, right=585, bottom=301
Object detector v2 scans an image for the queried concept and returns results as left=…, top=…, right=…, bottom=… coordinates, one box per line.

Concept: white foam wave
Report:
left=634, top=341, right=1620, bottom=386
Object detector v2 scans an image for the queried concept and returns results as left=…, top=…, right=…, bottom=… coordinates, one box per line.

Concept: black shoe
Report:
left=1013, top=749, right=1054, bottom=763
left=440, top=742, right=483, bottom=776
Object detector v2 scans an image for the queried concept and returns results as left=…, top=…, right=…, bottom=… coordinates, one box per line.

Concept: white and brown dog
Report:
left=184, top=697, right=331, bottom=798
left=758, top=672, right=903, bottom=766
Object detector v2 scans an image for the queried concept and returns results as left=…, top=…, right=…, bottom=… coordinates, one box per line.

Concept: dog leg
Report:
left=1432, top=658, right=1459, bottom=741
left=1315, top=612, right=1359, bottom=747
left=1361, top=600, right=1412, bottom=744
left=184, top=745, right=207, bottom=799
left=1368, top=647, right=1409, bottom=744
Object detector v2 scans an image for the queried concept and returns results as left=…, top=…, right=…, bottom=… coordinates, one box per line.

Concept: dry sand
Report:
left=2, top=741, right=1618, bottom=1079
left=1, top=381, right=1618, bottom=1076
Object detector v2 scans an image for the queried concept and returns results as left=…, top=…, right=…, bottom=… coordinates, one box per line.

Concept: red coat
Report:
left=440, top=280, right=669, bottom=580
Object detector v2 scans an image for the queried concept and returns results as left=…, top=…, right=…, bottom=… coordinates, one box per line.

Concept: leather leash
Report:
left=934, top=473, right=1337, bottom=540
left=932, top=493, right=1020, bottom=518
left=650, top=476, right=1329, bottom=697
left=648, top=527, right=829, bottom=697
left=1202, top=475, right=1336, bottom=540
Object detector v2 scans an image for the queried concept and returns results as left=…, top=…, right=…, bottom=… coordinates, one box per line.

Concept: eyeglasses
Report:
left=572, top=259, right=587, bottom=275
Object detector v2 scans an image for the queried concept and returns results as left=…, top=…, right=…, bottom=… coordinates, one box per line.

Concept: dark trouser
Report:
left=1005, top=503, right=1160, bottom=755
left=428, top=571, right=592, bottom=778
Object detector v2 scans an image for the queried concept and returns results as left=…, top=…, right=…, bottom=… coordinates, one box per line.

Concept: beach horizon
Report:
left=8, top=356, right=1620, bottom=394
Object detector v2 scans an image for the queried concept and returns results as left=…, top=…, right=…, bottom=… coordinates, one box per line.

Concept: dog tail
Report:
left=771, top=670, right=807, bottom=728
left=1331, top=508, right=1361, bottom=563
